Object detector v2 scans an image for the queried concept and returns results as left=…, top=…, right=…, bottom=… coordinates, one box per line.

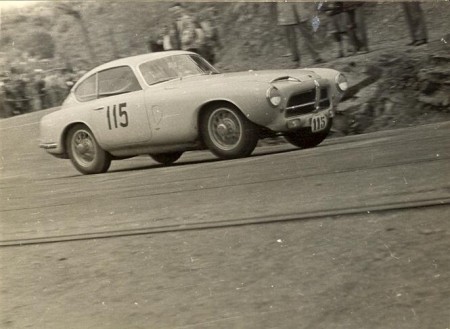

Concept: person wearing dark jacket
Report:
left=277, top=2, right=324, bottom=67
left=402, top=2, right=428, bottom=46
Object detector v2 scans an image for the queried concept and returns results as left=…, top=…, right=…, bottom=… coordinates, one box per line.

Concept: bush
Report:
left=26, top=31, right=55, bottom=59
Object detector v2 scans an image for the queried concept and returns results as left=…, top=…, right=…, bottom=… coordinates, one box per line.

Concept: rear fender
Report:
left=60, top=121, right=103, bottom=157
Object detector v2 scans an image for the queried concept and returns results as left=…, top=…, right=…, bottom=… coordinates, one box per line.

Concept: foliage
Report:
left=0, top=1, right=449, bottom=72
left=26, top=31, right=55, bottom=59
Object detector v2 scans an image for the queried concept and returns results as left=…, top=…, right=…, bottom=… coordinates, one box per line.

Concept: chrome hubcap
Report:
left=72, top=130, right=96, bottom=165
left=208, top=109, right=242, bottom=150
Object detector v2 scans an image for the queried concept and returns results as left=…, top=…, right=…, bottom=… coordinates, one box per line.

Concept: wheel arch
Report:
left=60, top=121, right=104, bottom=158
left=196, top=100, right=246, bottom=144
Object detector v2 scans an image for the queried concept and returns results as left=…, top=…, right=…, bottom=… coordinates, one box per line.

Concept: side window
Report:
left=75, top=74, right=97, bottom=102
left=98, top=66, right=141, bottom=98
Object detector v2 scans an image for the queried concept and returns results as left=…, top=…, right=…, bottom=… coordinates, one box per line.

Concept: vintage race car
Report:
left=39, top=50, right=348, bottom=174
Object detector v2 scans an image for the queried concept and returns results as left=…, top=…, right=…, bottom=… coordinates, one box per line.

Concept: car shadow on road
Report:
left=107, top=147, right=299, bottom=174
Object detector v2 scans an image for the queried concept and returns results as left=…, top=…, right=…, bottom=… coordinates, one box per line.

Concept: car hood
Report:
left=158, top=69, right=323, bottom=88
left=194, top=69, right=321, bottom=83
left=216, top=69, right=321, bottom=83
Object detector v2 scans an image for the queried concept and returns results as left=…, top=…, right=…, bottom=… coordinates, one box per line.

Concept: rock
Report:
left=418, top=91, right=450, bottom=107
left=374, top=104, right=385, bottom=117
left=384, top=99, right=395, bottom=115
left=331, top=113, right=350, bottom=135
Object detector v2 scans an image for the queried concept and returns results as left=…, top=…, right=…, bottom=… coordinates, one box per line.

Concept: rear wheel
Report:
left=150, top=152, right=183, bottom=165
left=201, top=104, right=259, bottom=159
left=285, top=119, right=332, bottom=149
left=66, top=124, right=111, bottom=174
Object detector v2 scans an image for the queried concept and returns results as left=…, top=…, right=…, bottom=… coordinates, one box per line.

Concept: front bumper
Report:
left=285, top=107, right=335, bottom=130
left=39, top=143, right=58, bottom=150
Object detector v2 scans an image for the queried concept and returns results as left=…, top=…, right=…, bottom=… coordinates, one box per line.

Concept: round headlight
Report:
left=266, top=86, right=282, bottom=107
left=335, top=73, right=348, bottom=92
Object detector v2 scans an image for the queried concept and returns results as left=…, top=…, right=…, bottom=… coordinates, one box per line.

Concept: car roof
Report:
left=73, top=50, right=194, bottom=91
left=93, top=50, right=193, bottom=72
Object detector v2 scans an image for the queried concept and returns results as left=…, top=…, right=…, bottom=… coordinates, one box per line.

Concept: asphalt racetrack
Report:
left=1, top=110, right=449, bottom=329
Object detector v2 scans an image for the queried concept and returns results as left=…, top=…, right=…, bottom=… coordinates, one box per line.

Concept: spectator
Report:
left=276, top=2, right=324, bottom=67
left=62, top=69, right=76, bottom=96
left=342, top=2, right=363, bottom=55
left=3, top=69, right=30, bottom=115
left=160, top=25, right=175, bottom=51
left=34, top=72, right=47, bottom=110
left=169, top=3, right=205, bottom=55
left=322, top=2, right=368, bottom=57
left=199, top=6, right=221, bottom=64
left=353, top=2, right=369, bottom=53
left=44, top=71, right=57, bottom=107
left=322, top=2, right=347, bottom=58
left=402, top=2, right=428, bottom=46
left=44, top=70, right=68, bottom=108
left=147, top=38, right=164, bottom=52
left=2, top=75, right=16, bottom=115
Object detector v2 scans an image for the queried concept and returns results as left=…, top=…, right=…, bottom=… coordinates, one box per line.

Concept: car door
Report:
left=88, top=66, right=152, bottom=148
left=139, top=55, right=204, bottom=145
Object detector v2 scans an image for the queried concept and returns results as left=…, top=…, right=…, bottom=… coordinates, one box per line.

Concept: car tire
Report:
left=150, top=152, right=183, bottom=165
left=201, top=104, right=259, bottom=159
left=285, top=119, right=332, bottom=149
left=66, top=124, right=111, bottom=175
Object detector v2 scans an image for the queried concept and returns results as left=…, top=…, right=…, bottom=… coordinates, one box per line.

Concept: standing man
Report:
left=160, top=25, right=175, bottom=51
left=4, top=69, right=29, bottom=115
left=169, top=3, right=205, bottom=55
left=34, top=72, right=47, bottom=110
left=199, top=6, right=221, bottom=64
left=402, top=2, right=428, bottom=46
left=342, top=2, right=365, bottom=55
left=353, top=2, right=369, bottom=53
left=321, top=2, right=348, bottom=58
left=277, top=2, right=324, bottom=67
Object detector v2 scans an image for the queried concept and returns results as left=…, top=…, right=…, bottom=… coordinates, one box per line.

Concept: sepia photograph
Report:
left=0, top=0, right=449, bottom=328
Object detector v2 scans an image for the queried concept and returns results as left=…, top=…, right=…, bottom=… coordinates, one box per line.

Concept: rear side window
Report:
left=74, top=66, right=142, bottom=102
left=98, top=66, right=141, bottom=98
left=75, top=74, right=97, bottom=102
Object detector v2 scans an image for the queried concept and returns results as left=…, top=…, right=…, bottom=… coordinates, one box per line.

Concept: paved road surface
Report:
left=0, top=111, right=449, bottom=328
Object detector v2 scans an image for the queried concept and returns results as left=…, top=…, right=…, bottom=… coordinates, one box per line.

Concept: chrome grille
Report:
left=285, top=87, right=330, bottom=118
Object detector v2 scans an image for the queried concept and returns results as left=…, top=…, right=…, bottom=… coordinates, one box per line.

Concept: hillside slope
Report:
left=1, top=2, right=449, bottom=133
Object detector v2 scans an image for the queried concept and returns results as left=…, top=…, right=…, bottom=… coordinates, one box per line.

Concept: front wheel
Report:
left=150, top=152, right=183, bottom=165
left=66, top=124, right=111, bottom=174
left=200, top=104, right=259, bottom=159
left=285, top=118, right=332, bottom=149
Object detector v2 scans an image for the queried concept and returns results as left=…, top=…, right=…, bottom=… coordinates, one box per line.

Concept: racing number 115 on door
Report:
left=106, top=103, right=129, bottom=130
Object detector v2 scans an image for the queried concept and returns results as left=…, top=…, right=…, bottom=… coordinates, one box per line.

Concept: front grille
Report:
left=285, top=87, right=330, bottom=118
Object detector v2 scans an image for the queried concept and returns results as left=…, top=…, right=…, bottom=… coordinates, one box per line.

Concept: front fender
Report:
left=196, top=82, right=279, bottom=127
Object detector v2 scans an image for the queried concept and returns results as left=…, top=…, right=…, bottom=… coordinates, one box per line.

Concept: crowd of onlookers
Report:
left=0, top=2, right=428, bottom=117
left=151, top=2, right=427, bottom=69
left=276, top=1, right=427, bottom=67
left=147, top=3, right=221, bottom=65
left=0, top=67, right=84, bottom=117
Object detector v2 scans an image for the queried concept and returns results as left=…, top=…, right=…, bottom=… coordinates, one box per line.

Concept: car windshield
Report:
left=139, top=54, right=219, bottom=86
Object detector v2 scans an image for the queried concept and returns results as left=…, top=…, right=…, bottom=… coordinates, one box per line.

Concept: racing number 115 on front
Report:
left=311, top=113, right=327, bottom=132
left=106, top=102, right=128, bottom=130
